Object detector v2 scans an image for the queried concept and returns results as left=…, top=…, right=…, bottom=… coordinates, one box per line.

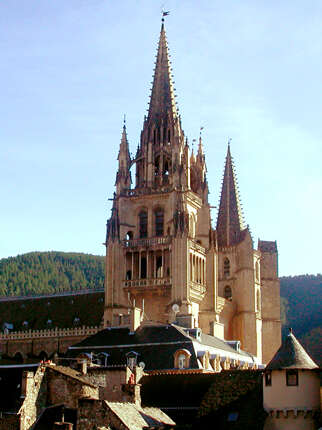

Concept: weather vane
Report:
left=161, top=9, right=170, bottom=22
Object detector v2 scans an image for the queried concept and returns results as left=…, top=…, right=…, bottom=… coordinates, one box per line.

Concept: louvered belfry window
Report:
left=155, top=209, right=164, bottom=237
left=139, top=211, right=148, bottom=238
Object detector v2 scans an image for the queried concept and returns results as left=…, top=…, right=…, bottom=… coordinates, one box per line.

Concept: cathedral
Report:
left=103, top=18, right=281, bottom=364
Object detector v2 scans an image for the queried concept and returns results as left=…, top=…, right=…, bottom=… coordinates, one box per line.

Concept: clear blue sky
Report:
left=0, top=1, right=321, bottom=276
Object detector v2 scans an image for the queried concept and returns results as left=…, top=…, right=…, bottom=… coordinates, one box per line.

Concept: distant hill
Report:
left=280, top=274, right=321, bottom=365
left=0, top=252, right=320, bottom=363
left=0, top=252, right=105, bottom=296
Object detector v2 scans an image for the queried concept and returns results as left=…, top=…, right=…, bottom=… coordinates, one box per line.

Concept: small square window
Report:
left=265, top=371, right=272, bottom=386
left=286, top=370, right=298, bottom=386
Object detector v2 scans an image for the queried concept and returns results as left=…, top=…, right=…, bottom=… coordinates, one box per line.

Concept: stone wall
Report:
left=19, top=366, right=47, bottom=430
left=47, top=370, right=98, bottom=409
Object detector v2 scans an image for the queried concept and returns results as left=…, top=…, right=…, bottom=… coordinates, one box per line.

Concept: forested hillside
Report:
left=0, top=253, right=320, bottom=363
left=280, top=274, right=321, bottom=365
left=0, top=252, right=105, bottom=296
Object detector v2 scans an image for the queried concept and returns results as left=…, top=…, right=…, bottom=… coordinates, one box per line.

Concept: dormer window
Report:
left=178, top=354, right=186, bottom=369
left=174, top=349, right=191, bottom=369
left=126, top=351, right=138, bottom=369
left=73, top=317, right=80, bottom=326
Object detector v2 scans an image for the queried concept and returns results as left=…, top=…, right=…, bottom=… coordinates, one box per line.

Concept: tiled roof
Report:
left=0, top=289, right=104, bottom=331
left=266, top=330, right=318, bottom=370
left=105, top=401, right=175, bottom=430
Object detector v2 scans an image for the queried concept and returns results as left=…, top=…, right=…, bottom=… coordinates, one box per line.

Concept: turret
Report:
left=263, top=329, right=320, bottom=429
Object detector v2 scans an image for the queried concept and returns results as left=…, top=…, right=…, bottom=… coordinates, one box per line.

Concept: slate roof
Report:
left=198, top=332, right=251, bottom=358
left=68, top=324, right=199, bottom=370
left=106, top=401, right=175, bottom=430
left=68, top=323, right=256, bottom=371
left=0, top=289, right=104, bottom=331
left=266, top=330, right=319, bottom=370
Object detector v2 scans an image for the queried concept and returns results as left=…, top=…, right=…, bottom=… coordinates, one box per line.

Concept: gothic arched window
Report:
left=155, top=209, right=164, bottom=237
left=255, top=260, right=260, bottom=281
left=139, top=210, right=148, bottom=238
left=256, top=289, right=261, bottom=313
left=224, top=258, right=230, bottom=278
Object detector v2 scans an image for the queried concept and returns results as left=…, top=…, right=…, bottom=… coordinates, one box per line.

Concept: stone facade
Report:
left=103, top=20, right=281, bottom=364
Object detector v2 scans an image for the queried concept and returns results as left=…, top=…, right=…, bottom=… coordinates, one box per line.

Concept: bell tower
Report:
left=104, top=18, right=211, bottom=329
left=103, top=17, right=281, bottom=364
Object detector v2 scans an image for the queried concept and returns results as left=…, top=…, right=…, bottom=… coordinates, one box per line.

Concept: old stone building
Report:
left=103, top=18, right=281, bottom=364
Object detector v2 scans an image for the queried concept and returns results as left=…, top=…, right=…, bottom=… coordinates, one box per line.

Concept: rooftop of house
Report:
left=266, top=329, right=319, bottom=370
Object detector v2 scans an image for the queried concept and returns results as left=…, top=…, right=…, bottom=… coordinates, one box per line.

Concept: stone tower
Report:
left=103, top=19, right=281, bottom=364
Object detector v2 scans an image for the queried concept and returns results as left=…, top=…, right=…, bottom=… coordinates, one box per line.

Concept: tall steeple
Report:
left=136, top=17, right=185, bottom=190
left=216, top=143, right=245, bottom=247
left=147, top=19, right=178, bottom=123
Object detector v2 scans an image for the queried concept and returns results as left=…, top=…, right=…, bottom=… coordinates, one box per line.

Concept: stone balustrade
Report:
left=122, top=236, right=171, bottom=248
left=0, top=325, right=99, bottom=340
left=123, top=277, right=171, bottom=288
left=189, top=280, right=206, bottom=294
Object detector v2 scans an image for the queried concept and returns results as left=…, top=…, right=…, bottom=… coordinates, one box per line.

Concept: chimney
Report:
left=80, top=359, right=87, bottom=375
left=21, top=371, right=34, bottom=399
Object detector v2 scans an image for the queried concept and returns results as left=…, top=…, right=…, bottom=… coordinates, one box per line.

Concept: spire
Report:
left=118, top=118, right=130, bottom=164
left=216, top=143, right=245, bottom=247
left=147, top=19, right=178, bottom=122
left=115, top=119, right=131, bottom=193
